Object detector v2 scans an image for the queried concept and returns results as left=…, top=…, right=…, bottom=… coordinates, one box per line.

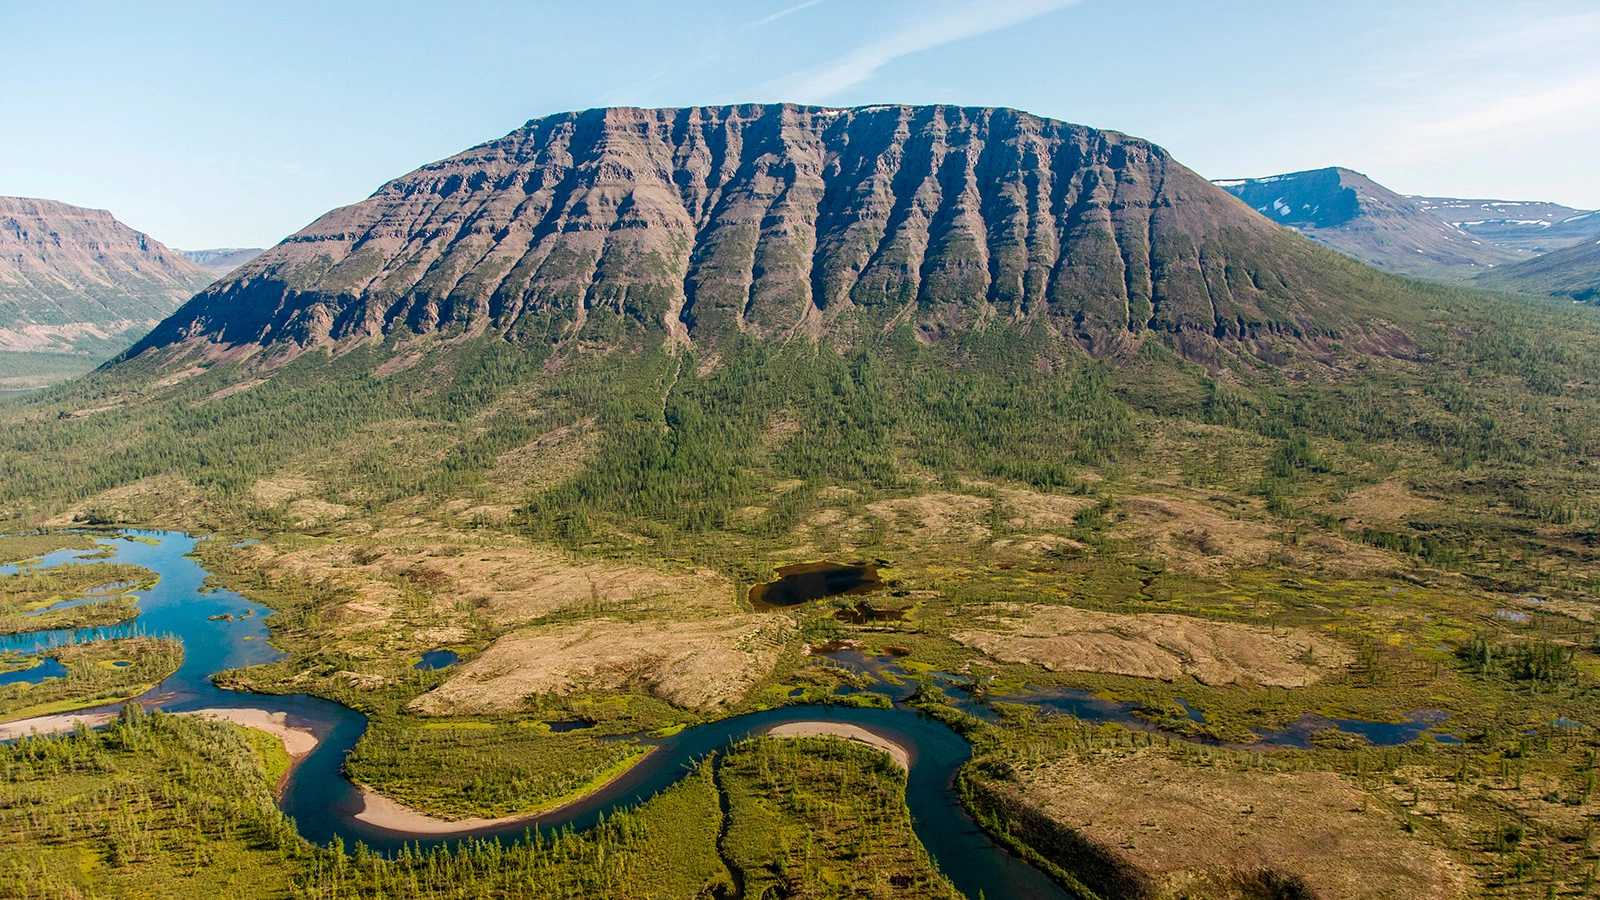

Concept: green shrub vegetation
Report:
left=3, top=269, right=1600, bottom=895
left=0, top=707, right=954, bottom=899
left=0, top=561, right=156, bottom=635
left=0, top=637, right=182, bottom=720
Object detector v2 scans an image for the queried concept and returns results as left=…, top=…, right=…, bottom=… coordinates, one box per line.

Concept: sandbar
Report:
left=0, top=710, right=117, bottom=740
left=353, top=787, right=548, bottom=834
left=766, top=721, right=910, bottom=770
left=353, top=745, right=655, bottom=835
left=0, top=707, right=318, bottom=761
left=184, top=708, right=319, bottom=758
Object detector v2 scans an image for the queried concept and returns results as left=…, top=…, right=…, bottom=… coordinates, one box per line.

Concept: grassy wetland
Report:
left=2, top=280, right=1600, bottom=896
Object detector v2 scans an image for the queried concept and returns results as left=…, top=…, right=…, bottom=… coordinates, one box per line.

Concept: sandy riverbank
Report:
left=0, top=707, right=318, bottom=760
left=0, top=710, right=117, bottom=740
left=766, top=721, right=910, bottom=770
left=353, top=745, right=657, bottom=835
left=353, top=788, right=547, bottom=834
left=184, top=708, right=318, bottom=758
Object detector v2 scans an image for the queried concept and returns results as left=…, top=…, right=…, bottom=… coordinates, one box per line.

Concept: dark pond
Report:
left=545, top=720, right=593, bottom=733
left=0, top=656, right=68, bottom=685
left=414, top=649, right=459, bottom=670
left=1174, top=698, right=1206, bottom=723
left=749, top=561, right=884, bottom=610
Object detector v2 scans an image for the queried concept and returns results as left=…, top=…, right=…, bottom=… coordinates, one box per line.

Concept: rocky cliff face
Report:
left=134, top=105, right=1401, bottom=364
left=0, top=197, right=215, bottom=354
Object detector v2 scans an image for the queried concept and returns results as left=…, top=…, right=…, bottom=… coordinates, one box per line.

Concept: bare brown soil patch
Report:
left=43, top=475, right=205, bottom=527
left=251, top=476, right=319, bottom=505
left=1109, top=496, right=1283, bottom=577
left=373, top=350, right=424, bottom=377
left=1338, top=478, right=1439, bottom=524
left=249, top=477, right=348, bottom=525
left=200, top=378, right=265, bottom=403
left=411, top=614, right=794, bottom=714
left=866, top=492, right=992, bottom=542
left=988, top=747, right=1471, bottom=900
left=486, top=417, right=598, bottom=499
left=952, top=604, right=1349, bottom=687
left=153, top=366, right=206, bottom=388
left=245, top=525, right=729, bottom=629
left=997, top=488, right=1097, bottom=531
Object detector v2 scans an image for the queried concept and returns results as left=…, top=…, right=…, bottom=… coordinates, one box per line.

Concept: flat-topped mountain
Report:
left=132, top=104, right=1416, bottom=366
left=0, top=197, right=214, bottom=355
left=1411, top=196, right=1600, bottom=254
left=1215, top=168, right=1527, bottom=281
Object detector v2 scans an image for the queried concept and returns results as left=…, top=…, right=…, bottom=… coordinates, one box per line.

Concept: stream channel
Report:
left=2, top=532, right=1076, bottom=900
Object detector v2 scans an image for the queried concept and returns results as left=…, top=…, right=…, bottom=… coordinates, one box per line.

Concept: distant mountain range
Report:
left=0, top=196, right=215, bottom=358
left=1410, top=196, right=1599, bottom=254
left=1214, top=168, right=1529, bottom=280
left=177, top=247, right=265, bottom=276
left=1215, top=168, right=1600, bottom=299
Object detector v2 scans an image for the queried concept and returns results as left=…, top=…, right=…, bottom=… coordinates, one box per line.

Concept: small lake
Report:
left=414, top=649, right=458, bottom=670
left=819, top=647, right=1464, bottom=749
left=0, top=657, right=68, bottom=685
left=749, top=561, right=885, bottom=611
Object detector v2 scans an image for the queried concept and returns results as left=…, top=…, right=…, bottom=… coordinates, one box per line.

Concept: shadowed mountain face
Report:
left=133, top=105, right=1411, bottom=366
left=0, top=197, right=215, bottom=355
left=1215, top=168, right=1527, bottom=281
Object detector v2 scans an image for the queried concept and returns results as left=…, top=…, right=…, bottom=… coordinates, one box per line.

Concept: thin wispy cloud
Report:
left=1362, top=6, right=1600, bottom=165
left=743, top=0, right=826, bottom=30
left=1400, top=74, right=1600, bottom=151
left=745, top=0, right=1082, bottom=102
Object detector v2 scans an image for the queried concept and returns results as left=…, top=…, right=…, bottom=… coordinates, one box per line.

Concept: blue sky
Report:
left=5, top=0, right=1597, bottom=248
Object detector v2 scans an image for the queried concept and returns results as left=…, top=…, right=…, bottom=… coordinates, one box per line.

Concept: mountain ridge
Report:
left=0, top=196, right=215, bottom=355
left=1410, top=196, right=1600, bottom=254
left=1214, top=167, right=1528, bottom=281
left=129, top=104, right=1417, bottom=369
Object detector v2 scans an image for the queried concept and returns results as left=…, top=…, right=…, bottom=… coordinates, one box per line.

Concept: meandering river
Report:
left=1, top=532, right=1076, bottom=900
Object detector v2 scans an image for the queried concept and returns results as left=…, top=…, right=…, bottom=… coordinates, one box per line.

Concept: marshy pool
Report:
left=0, top=656, right=68, bottom=685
